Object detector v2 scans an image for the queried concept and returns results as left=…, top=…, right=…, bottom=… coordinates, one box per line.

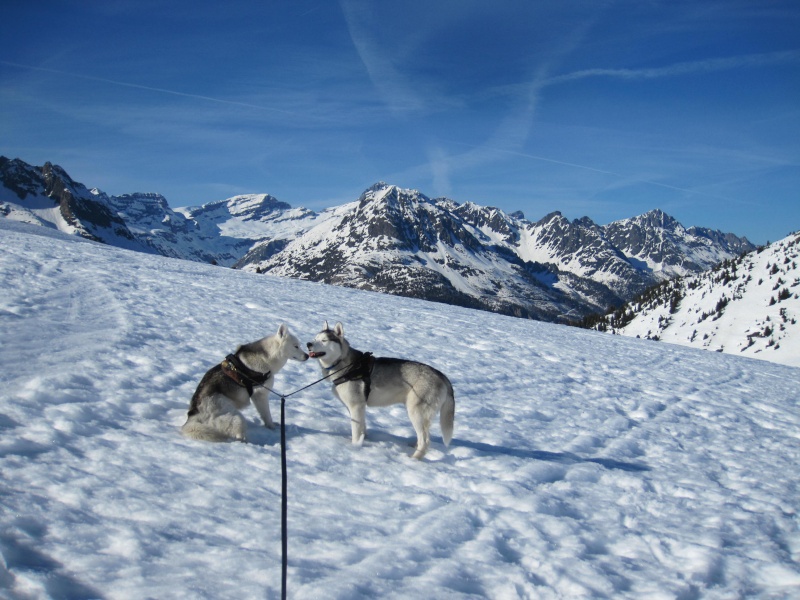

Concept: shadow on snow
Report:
left=250, top=423, right=650, bottom=473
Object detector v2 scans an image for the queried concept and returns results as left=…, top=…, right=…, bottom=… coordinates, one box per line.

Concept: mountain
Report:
left=176, top=194, right=319, bottom=266
left=0, top=157, right=317, bottom=266
left=245, top=183, right=756, bottom=321
left=1, top=157, right=756, bottom=323
left=249, top=184, right=581, bottom=320
left=604, top=209, right=755, bottom=277
left=582, top=231, right=800, bottom=367
left=0, top=157, right=143, bottom=251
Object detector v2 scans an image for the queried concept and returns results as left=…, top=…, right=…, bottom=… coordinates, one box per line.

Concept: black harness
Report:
left=332, top=351, right=376, bottom=401
left=221, top=353, right=272, bottom=395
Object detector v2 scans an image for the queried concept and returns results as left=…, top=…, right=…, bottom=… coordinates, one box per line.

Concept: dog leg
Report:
left=215, top=412, right=248, bottom=442
left=349, top=403, right=367, bottom=446
left=181, top=417, right=231, bottom=442
left=407, top=401, right=431, bottom=460
left=208, top=395, right=248, bottom=442
left=251, top=389, right=275, bottom=429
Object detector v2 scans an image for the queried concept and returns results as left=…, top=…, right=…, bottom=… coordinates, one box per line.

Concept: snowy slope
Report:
left=602, top=232, right=800, bottom=368
left=2, top=219, right=800, bottom=599
left=175, top=194, right=323, bottom=267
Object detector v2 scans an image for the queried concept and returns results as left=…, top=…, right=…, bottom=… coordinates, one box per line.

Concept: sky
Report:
left=1, top=0, right=799, bottom=245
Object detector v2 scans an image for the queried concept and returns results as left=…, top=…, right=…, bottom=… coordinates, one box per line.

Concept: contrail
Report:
left=544, top=50, right=800, bottom=86
left=1, top=60, right=301, bottom=117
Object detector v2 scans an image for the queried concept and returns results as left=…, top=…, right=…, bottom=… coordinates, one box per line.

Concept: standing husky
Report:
left=182, top=323, right=308, bottom=442
left=307, top=321, right=455, bottom=459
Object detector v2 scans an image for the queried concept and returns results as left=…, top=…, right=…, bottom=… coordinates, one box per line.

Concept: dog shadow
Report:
left=0, top=531, right=106, bottom=600
left=447, top=438, right=651, bottom=472
left=258, top=423, right=649, bottom=472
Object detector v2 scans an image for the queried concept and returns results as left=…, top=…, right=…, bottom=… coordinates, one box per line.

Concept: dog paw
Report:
left=264, top=422, right=277, bottom=430
left=411, top=449, right=426, bottom=460
left=354, top=433, right=365, bottom=447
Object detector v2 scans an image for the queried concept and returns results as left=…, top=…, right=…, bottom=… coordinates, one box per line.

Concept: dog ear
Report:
left=323, top=320, right=329, bottom=331
left=334, top=322, right=344, bottom=337
left=278, top=323, right=288, bottom=338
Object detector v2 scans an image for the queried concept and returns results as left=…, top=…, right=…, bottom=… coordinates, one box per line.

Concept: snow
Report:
left=2, top=218, right=800, bottom=599
left=0, top=194, right=75, bottom=238
left=617, top=232, right=800, bottom=368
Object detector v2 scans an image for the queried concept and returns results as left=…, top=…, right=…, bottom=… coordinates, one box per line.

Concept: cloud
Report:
left=426, top=146, right=452, bottom=198
left=413, top=45, right=800, bottom=204
left=544, top=50, right=800, bottom=86
left=339, top=0, right=428, bottom=114
left=0, top=60, right=331, bottom=122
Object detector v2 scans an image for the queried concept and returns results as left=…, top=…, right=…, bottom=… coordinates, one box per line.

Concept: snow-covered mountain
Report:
left=251, top=184, right=583, bottom=321
left=584, top=231, right=800, bottom=367
left=2, top=157, right=756, bottom=322
left=2, top=217, right=799, bottom=598
left=0, top=157, right=318, bottom=266
left=604, top=209, right=754, bottom=277
left=0, top=157, right=143, bottom=252
left=176, top=194, right=320, bottom=266
left=248, top=183, right=755, bottom=321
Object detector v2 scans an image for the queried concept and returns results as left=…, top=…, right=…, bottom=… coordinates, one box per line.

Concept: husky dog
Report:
left=307, top=321, right=454, bottom=459
left=182, top=323, right=308, bottom=442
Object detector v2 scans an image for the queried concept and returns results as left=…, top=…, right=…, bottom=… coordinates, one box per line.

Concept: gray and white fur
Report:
left=182, top=323, right=308, bottom=442
left=307, top=321, right=455, bottom=459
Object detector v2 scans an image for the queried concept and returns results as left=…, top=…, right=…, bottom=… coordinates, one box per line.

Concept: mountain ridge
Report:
left=1, top=156, right=757, bottom=323
left=581, top=230, right=799, bottom=367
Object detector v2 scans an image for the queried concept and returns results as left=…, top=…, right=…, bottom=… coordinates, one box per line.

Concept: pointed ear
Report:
left=334, top=322, right=344, bottom=337
left=277, top=323, right=288, bottom=338
left=323, top=320, right=329, bottom=331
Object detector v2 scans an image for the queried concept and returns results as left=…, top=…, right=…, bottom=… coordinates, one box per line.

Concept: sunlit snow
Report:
left=1, top=219, right=799, bottom=599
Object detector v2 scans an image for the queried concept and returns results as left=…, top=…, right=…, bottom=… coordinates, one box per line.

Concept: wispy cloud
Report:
left=414, top=45, right=800, bottom=204
left=426, top=145, right=452, bottom=198
left=0, top=60, right=330, bottom=121
left=413, top=14, right=599, bottom=197
left=339, top=0, right=428, bottom=114
left=544, top=50, right=800, bottom=86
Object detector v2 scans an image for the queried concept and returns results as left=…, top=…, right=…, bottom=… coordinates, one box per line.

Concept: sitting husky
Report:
left=307, top=321, right=454, bottom=459
left=182, top=323, right=308, bottom=442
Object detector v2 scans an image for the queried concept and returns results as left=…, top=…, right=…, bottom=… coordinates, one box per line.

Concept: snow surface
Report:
left=1, top=219, right=800, bottom=599
left=616, top=232, right=800, bottom=368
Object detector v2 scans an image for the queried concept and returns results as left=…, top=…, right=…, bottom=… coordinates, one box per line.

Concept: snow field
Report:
left=620, top=232, right=800, bottom=367
left=1, top=220, right=799, bottom=599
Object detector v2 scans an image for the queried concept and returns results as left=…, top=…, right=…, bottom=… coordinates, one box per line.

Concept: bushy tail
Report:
left=181, top=417, right=235, bottom=443
left=440, top=382, right=455, bottom=447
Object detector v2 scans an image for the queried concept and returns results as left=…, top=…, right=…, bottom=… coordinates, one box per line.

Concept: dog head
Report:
left=306, top=321, right=347, bottom=367
left=277, top=323, right=309, bottom=362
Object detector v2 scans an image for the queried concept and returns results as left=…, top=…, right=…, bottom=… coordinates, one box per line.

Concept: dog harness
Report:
left=221, top=353, right=272, bottom=395
left=333, top=352, right=376, bottom=401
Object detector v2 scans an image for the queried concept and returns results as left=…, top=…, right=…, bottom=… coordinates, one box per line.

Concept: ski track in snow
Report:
left=1, top=220, right=799, bottom=599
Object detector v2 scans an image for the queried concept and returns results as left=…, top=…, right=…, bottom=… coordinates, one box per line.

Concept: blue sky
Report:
left=2, top=1, right=798, bottom=244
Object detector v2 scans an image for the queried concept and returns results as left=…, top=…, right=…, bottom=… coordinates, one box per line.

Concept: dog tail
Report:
left=181, top=417, right=234, bottom=443
left=440, top=381, right=455, bottom=447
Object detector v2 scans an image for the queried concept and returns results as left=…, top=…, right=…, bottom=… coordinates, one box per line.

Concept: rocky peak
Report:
left=1, top=157, right=41, bottom=200
left=634, top=209, right=683, bottom=233
left=454, top=202, right=520, bottom=244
